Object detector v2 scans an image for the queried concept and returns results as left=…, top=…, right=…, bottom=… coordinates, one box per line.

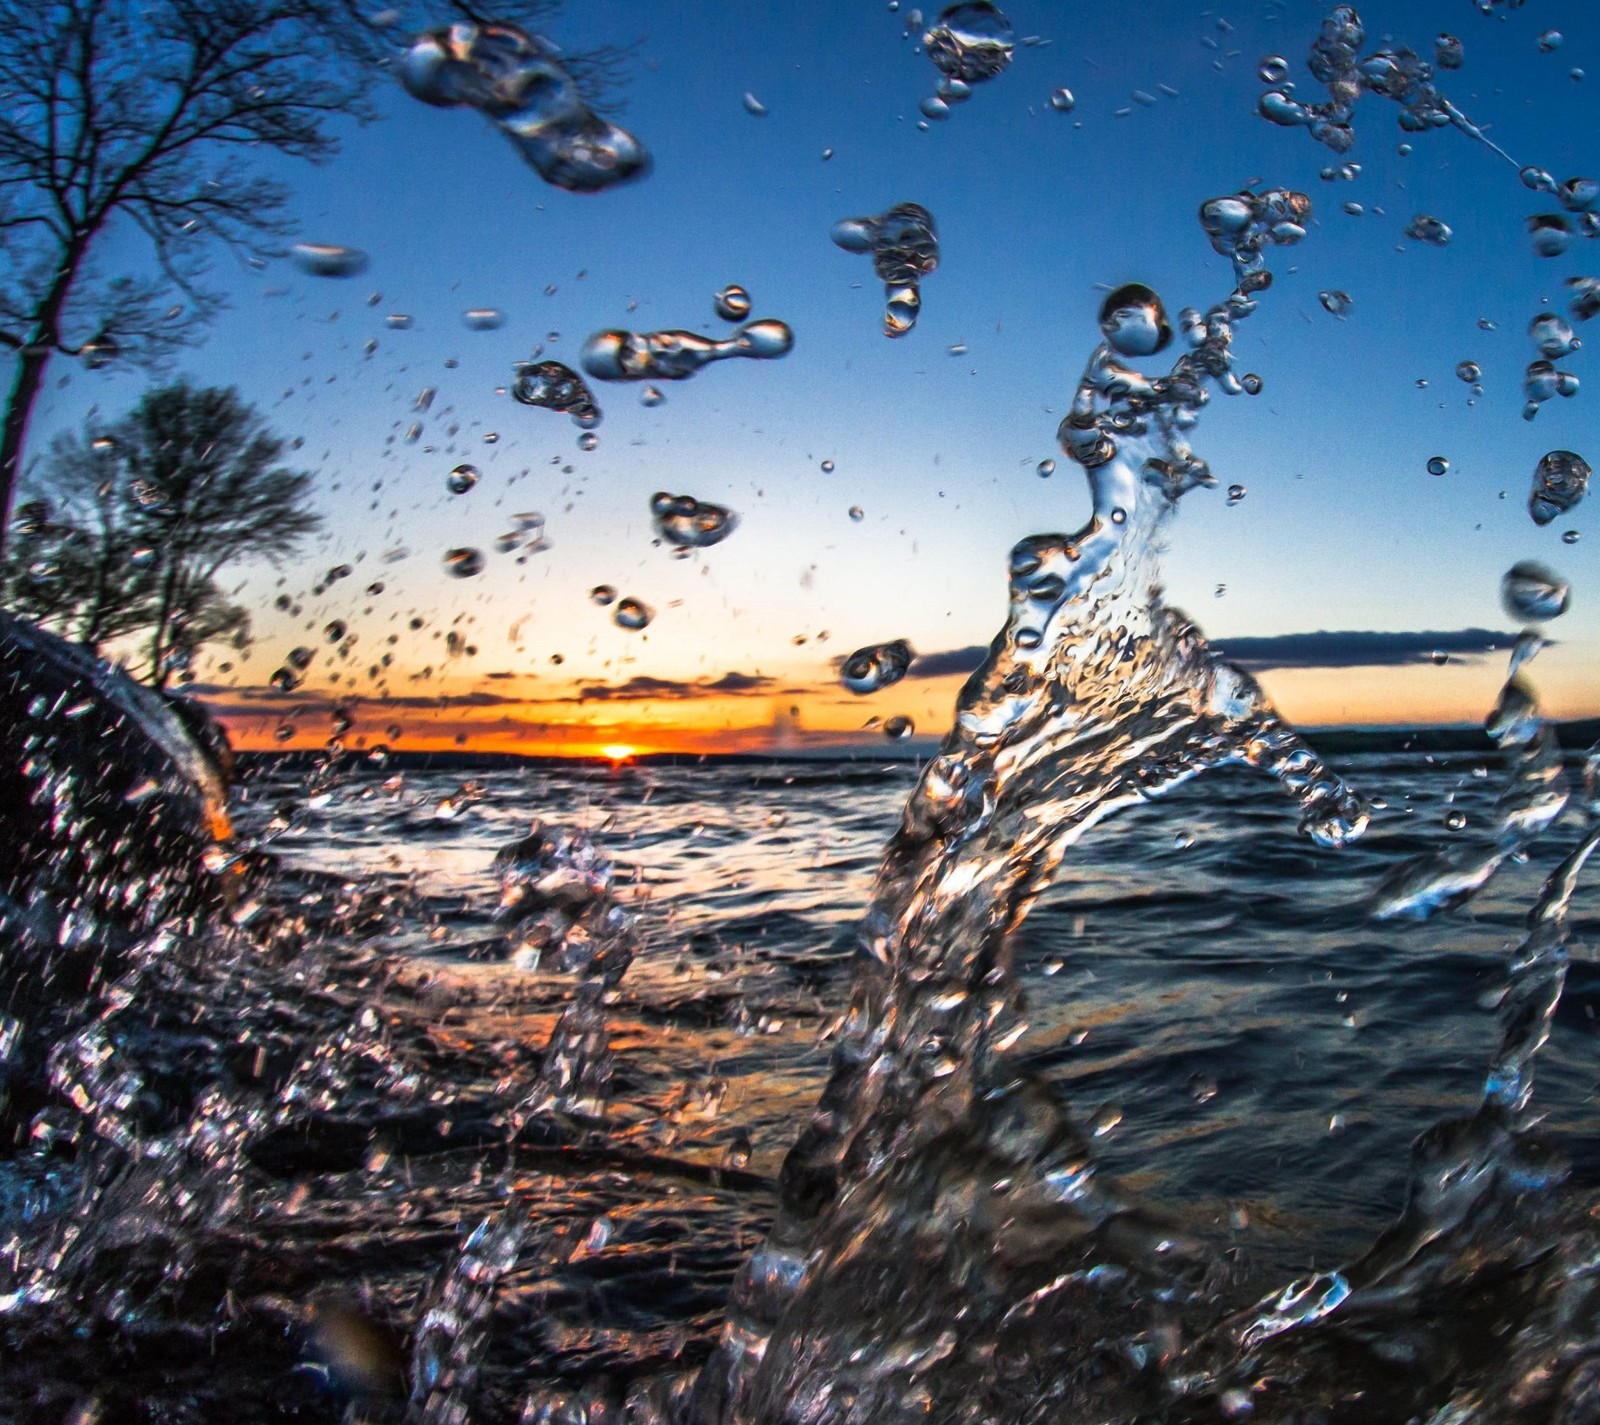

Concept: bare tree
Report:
left=0, top=0, right=616, bottom=557
left=2, top=381, right=321, bottom=684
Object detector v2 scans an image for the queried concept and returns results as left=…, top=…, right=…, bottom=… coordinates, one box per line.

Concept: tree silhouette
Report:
left=1, top=381, right=321, bottom=685
left=0, top=0, right=616, bottom=555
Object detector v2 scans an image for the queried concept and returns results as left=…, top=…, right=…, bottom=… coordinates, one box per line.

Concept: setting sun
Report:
left=600, top=744, right=638, bottom=763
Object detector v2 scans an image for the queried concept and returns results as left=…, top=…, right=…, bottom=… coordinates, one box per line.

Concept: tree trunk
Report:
left=148, top=559, right=179, bottom=688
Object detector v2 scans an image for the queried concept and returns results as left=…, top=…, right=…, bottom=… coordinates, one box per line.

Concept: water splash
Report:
left=692, top=184, right=1373, bottom=1423
left=832, top=204, right=940, bottom=338
left=401, top=22, right=650, bottom=193
left=581, top=320, right=795, bottom=381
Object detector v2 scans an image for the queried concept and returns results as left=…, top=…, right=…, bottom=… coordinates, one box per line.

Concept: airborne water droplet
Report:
left=714, top=284, right=753, bottom=321
left=640, top=386, right=665, bottom=407
left=463, top=307, right=504, bottom=330
left=511, top=358, right=602, bottom=427
left=1227, top=484, right=1246, bottom=505
left=840, top=639, right=914, bottom=694
left=1258, top=56, right=1289, bottom=84
left=742, top=92, right=768, bottom=116
left=614, top=597, right=653, bottom=631
left=923, top=2, right=1015, bottom=85
left=590, top=585, right=616, bottom=606
left=1427, top=455, right=1449, bottom=477
left=447, top=463, right=479, bottom=494
left=1528, top=450, right=1591, bottom=525
left=577, top=431, right=599, bottom=451
left=821, top=459, right=836, bottom=473
left=1434, top=34, right=1463, bottom=70
left=1319, top=289, right=1352, bottom=316
left=882, top=714, right=915, bottom=740
left=1539, top=29, right=1564, bottom=53
left=849, top=505, right=865, bottom=521
left=1501, top=560, right=1570, bottom=622
left=1037, top=459, right=1055, bottom=478
left=1049, top=87, right=1075, bottom=112
left=833, top=203, right=940, bottom=338
left=290, top=242, right=369, bottom=278
left=650, top=492, right=739, bottom=550
left=1455, top=361, right=1481, bottom=384
left=444, top=547, right=484, bottom=578
left=1405, top=214, right=1453, bottom=246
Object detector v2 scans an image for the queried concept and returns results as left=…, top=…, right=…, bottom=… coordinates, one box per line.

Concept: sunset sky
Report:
left=23, top=0, right=1600, bottom=758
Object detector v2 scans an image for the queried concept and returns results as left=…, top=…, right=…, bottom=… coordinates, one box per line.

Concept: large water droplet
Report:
left=833, top=203, right=940, bottom=338
left=581, top=319, right=794, bottom=380
left=1258, top=56, right=1289, bottom=84
left=923, top=2, right=1014, bottom=85
left=1427, top=455, right=1450, bottom=477
left=1435, top=34, right=1463, bottom=70
left=290, top=242, right=369, bottom=278
left=1501, top=560, right=1570, bottom=621
left=882, top=713, right=915, bottom=740
left=840, top=640, right=915, bottom=694
left=590, top=584, right=616, bottom=606
left=1529, top=450, right=1591, bottom=525
left=463, top=308, right=504, bottom=330
left=1049, top=87, right=1075, bottom=112
left=511, top=358, right=602, bottom=426
left=1529, top=313, right=1580, bottom=359
left=1455, top=361, right=1481, bottom=384
left=1099, top=284, right=1172, bottom=356
left=613, top=597, right=653, bottom=631
left=650, top=492, right=739, bottom=550
left=1528, top=214, right=1572, bottom=258
left=447, top=463, right=479, bottom=495
left=1404, top=213, right=1453, bottom=246
left=714, top=284, right=752, bottom=321
left=444, top=547, right=484, bottom=578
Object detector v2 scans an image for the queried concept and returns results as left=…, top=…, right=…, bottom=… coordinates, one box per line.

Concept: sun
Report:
left=600, top=744, right=637, bottom=763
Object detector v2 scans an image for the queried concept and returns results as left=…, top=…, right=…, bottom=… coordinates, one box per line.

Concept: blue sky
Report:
left=27, top=0, right=1600, bottom=747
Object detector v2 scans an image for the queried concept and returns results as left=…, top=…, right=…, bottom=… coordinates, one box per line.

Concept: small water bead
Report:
left=1342, top=201, right=1364, bottom=217
left=1456, top=361, right=1482, bottom=384
left=1529, top=450, right=1591, bottom=525
left=1445, top=810, right=1468, bottom=832
left=1048, top=87, right=1075, bottom=112
left=920, top=95, right=951, bottom=121
left=1037, top=459, right=1055, bottom=478
left=1257, top=55, right=1289, bottom=84
left=385, top=314, right=413, bottom=330
left=714, top=284, right=752, bottom=321
left=444, top=547, right=484, bottom=578
left=923, top=2, right=1014, bottom=85
left=840, top=639, right=914, bottom=694
left=511, top=358, right=602, bottom=427
left=1098, top=282, right=1172, bottom=357
left=1434, top=34, right=1463, bottom=71
left=290, top=242, right=368, bottom=278
left=1564, top=530, right=1581, bottom=544
left=1539, top=29, right=1563, bottom=53
left=1529, top=314, right=1580, bottom=359
left=287, top=646, right=315, bottom=671
left=650, top=492, right=739, bottom=549
left=1319, top=289, right=1352, bottom=316
left=1226, top=484, right=1246, bottom=505
left=1479, top=317, right=1498, bottom=331
left=640, top=386, right=665, bottom=407
left=577, top=431, right=599, bottom=451
left=462, top=308, right=504, bottom=330
left=832, top=202, right=940, bottom=338
left=323, top=620, right=347, bottom=643
left=401, top=21, right=650, bottom=193
left=1528, top=215, right=1572, bottom=258
left=447, top=463, right=479, bottom=494
left=1501, top=560, right=1570, bottom=622
left=613, top=597, right=653, bottom=631
left=1089, top=1103, right=1124, bottom=1137
left=581, top=318, right=795, bottom=379
left=848, top=505, right=865, bottom=521
left=1426, top=455, right=1449, bottom=477
left=882, top=714, right=915, bottom=740
left=1405, top=214, right=1453, bottom=246
left=742, top=92, right=768, bottom=117
left=589, top=585, right=616, bottom=607
left=821, top=459, right=836, bottom=473
left=1241, top=373, right=1264, bottom=395
left=1570, top=277, right=1600, bottom=322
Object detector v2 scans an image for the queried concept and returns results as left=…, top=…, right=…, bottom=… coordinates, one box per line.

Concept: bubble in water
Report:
left=882, top=713, right=915, bottom=740
left=590, top=585, right=616, bottom=605
left=1405, top=213, right=1453, bottom=246
left=1037, top=459, right=1055, bottom=478
left=290, top=242, right=369, bottom=278
left=714, top=284, right=752, bottom=321
left=1319, top=289, right=1352, bottom=316
left=923, top=2, right=1014, bottom=85
left=650, top=492, right=739, bottom=549
left=1501, top=560, right=1570, bottom=622
left=400, top=21, right=651, bottom=193
left=742, top=91, right=768, bottom=117
left=1258, top=56, right=1289, bottom=84
left=447, top=463, right=479, bottom=494
left=1539, top=29, right=1564, bottom=53
left=832, top=202, right=940, bottom=338
left=581, top=318, right=794, bottom=380
left=613, top=597, right=653, bottom=630
left=1227, top=484, right=1247, bottom=505
left=840, top=639, right=914, bottom=694
left=1528, top=215, right=1572, bottom=258
left=1456, top=361, right=1482, bottom=384
left=1099, top=283, right=1172, bottom=356
left=511, top=358, right=601, bottom=427
left=1435, top=34, right=1463, bottom=70
left=1049, top=87, right=1075, bottom=112
left=1529, top=313, right=1580, bottom=359
left=1529, top=450, right=1591, bottom=525
left=444, top=547, right=484, bottom=578
left=463, top=308, right=504, bottom=330
left=1427, top=455, right=1450, bottom=477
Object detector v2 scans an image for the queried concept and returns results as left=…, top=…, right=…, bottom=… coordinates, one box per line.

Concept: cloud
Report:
left=575, top=671, right=775, bottom=702
left=1213, top=628, right=1511, bottom=670
left=703, top=671, right=775, bottom=694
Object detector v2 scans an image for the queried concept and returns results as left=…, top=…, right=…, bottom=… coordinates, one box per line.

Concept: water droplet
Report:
left=386, top=313, right=413, bottom=330
left=840, top=639, right=914, bottom=694
left=613, top=597, right=653, bottom=630
left=1445, top=809, right=1468, bottom=831
left=714, top=284, right=752, bottom=321
left=650, top=491, right=739, bottom=549
left=323, top=620, right=347, bottom=643
left=447, top=463, right=479, bottom=494
left=1455, top=360, right=1481, bottom=384
left=1425, top=455, right=1449, bottom=477
left=1568, top=277, right=1600, bottom=322
left=1563, top=529, right=1580, bottom=544
left=444, top=547, right=484, bottom=578
left=1099, top=283, right=1173, bottom=356
left=640, top=386, right=665, bottom=407
left=1049, top=87, right=1075, bottom=112
left=1241, top=372, right=1264, bottom=395
left=463, top=308, right=504, bottom=330
left=1529, top=313, right=1580, bottom=359
left=821, top=459, right=836, bottom=473
left=401, top=21, right=651, bottom=192
left=1501, top=560, right=1570, bottom=622
left=848, top=505, right=865, bottom=521
left=1434, top=34, right=1463, bottom=70
left=1090, top=1103, right=1124, bottom=1137
left=590, top=584, right=616, bottom=606
left=742, top=91, right=768, bottom=116
left=1539, top=29, right=1563, bottom=53
left=1037, top=459, right=1056, bottom=478
left=1528, top=214, right=1572, bottom=259
left=1226, top=484, right=1246, bottom=505
left=1319, top=289, right=1352, bottom=316
left=1258, top=55, right=1289, bottom=84
left=1404, top=213, right=1453, bottom=246
left=1342, top=201, right=1363, bottom=218
left=832, top=203, right=940, bottom=338
left=882, top=714, right=915, bottom=740
left=923, top=2, right=1014, bottom=85
left=920, top=94, right=951, bottom=121
left=511, top=358, right=602, bottom=427
left=1529, top=450, right=1591, bottom=525
left=577, top=431, right=599, bottom=451
left=581, top=319, right=794, bottom=380
left=290, top=242, right=369, bottom=278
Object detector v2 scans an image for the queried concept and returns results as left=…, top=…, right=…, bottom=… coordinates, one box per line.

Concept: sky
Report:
left=23, top=0, right=1600, bottom=757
